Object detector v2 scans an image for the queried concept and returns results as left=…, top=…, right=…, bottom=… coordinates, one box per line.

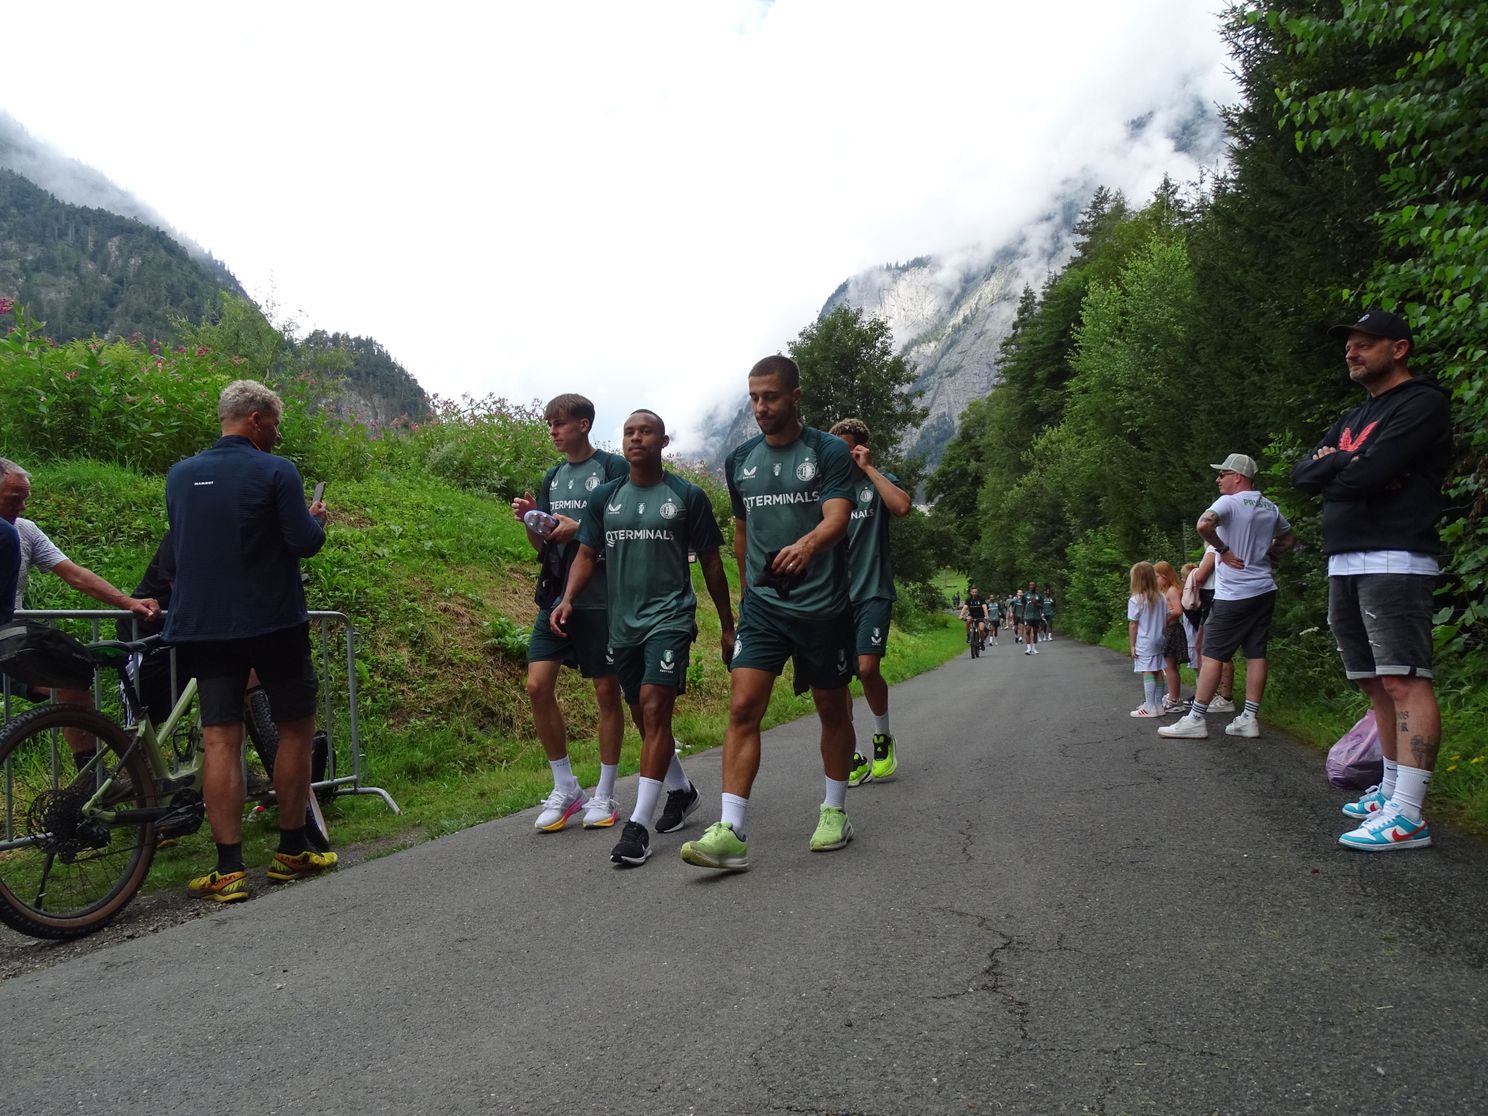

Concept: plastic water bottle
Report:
left=523, top=509, right=559, bottom=539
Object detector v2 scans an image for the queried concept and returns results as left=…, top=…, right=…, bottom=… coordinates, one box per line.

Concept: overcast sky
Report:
left=1, top=1, right=1238, bottom=450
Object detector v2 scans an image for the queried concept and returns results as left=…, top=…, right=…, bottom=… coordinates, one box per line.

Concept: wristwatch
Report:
left=1215, top=544, right=1230, bottom=555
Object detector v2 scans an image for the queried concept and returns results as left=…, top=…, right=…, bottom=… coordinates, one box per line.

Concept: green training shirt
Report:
left=844, top=466, right=898, bottom=604
left=725, top=426, right=855, bottom=616
left=578, top=471, right=724, bottom=645
left=539, top=448, right=628, bottom=610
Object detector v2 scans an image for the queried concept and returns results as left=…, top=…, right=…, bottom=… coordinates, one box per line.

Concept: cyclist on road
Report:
left=961, top=589, right=989, bottom=650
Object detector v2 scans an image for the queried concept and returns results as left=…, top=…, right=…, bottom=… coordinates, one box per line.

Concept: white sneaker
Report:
left=1031, top=647, right=1039, bottom=654
left=535, top=785, right=588, bottom=831
left=1158, top=715, right=1209, bottom=739
left=1224, top=713, right=1260, bottom=738
left=1160, top=696, right=1187, bottom=716
left=582, top=794, right=621, bottom=828
left=1208, top=695, right=1236, bottom=713
left=1024, top=647, right=1031, bottom=655
left=1130, top=706, right=1160, bottom=719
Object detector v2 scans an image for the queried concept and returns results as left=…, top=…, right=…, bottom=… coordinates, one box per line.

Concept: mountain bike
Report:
left=966, top=620, right=985, bottom=658
left=0, top=633, right=322, bottom=941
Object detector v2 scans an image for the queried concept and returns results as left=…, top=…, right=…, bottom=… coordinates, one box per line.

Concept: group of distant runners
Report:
left=511, top=356, right=911, bottom=870
left=958, top=583, right=1055, bottom=655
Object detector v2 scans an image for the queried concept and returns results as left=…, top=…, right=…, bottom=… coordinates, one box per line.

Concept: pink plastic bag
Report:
left=1326, top=711, right=1383, bottom=790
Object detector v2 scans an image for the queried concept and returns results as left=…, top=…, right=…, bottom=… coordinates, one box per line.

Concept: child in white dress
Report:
left=1127, top=562, right=1166, bottom=718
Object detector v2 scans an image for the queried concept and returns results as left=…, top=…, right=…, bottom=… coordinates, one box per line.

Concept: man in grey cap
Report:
left=1292, top=309, right=1451, bottom=852
left=1160, top=452, right=1294, bottom=741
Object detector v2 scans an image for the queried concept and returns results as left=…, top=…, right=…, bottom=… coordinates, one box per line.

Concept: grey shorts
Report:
left=1203, top=591, right=1276, bottom=662
left=1328, top=574, right=1435, bottom=680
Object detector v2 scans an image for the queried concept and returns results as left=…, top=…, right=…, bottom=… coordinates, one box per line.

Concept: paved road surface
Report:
left=4, top=637, right=1487, bottom=1115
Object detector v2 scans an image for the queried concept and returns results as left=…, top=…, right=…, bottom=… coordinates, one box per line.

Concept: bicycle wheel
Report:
left=245, top=687, right=278, bottom=777
left=0, top=704, right=157, bottom=941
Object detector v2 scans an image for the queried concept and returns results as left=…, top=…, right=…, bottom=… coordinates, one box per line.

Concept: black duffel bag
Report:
left=0, top=621, right=97, bottom=689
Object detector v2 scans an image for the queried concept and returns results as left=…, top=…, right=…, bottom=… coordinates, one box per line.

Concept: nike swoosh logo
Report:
left=742, top=467, right=758, bottom=478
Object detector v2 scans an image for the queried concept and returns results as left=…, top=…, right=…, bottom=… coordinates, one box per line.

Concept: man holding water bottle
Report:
left=511, top=394, right=629, bottom=832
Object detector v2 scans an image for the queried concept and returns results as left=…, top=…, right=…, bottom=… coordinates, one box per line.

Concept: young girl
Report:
left=1128, top=562, right=1167, bottom=718
left=1153, top=560, right=1188, bottom=714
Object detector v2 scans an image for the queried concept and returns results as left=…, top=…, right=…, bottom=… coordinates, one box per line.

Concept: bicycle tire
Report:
left=0, top=704, right=158, bottom=941
left=245, top=687, right=278, bottom=777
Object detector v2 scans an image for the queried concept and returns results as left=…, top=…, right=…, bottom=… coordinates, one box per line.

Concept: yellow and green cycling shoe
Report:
left=187, top=868, right=249, bottom=904
left=267, top=849, right=339, bottom=883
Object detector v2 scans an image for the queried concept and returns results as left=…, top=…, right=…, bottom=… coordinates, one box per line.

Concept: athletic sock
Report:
left=664, top=750, right=690, bottom=791
left=1392, top=764, right=1432, bottom=821
left=1188, top=699, right=1209, bottom=721
left=872, top=713, right=892, bottom=737
left=216, top=841, right=245, bottom=873
left=631, top=777, right=662, bottom=825
left=277, top=827, right=308, bottom=856
left=549, top=757, right=579, bottom=793
left=1243, top=700, right=1260, bottom=719
left=596, top=762, right=618, bottom=800
left=824, top=776, right=848, bottom=810
left=1142, top=677, right=1160, bottom=712
left=1381, top=758, right=1399, bottom=799
left=721, top=792, right=748, bottom=836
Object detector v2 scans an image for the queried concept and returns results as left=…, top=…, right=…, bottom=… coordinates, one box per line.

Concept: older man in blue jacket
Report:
left=165, top=380, right=332, bottom=901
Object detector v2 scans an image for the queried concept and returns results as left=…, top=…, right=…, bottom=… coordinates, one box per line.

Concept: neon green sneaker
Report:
left=267, top=849, right=339, bottom=883
left=870, top=733, right=898, bottom=781
left=187, top=869, right=249, bottom=904
left=680, top=822, right=749, bottom=871
left=848, top=751, right=873, bottom=787
left=809, top=805, right=853, bottom=852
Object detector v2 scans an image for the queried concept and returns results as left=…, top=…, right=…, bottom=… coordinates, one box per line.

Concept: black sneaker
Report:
left=610, top=820, right=653, bottom=866
left=655, top=783, right=701, bottom=834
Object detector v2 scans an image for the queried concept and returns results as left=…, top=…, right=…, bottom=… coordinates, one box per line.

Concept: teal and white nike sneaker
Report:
left=680, top=822, right=749, bottom=871
left=1341, top=785, right=1387, bottom=820
left=1338, top=808, right=1432, bottom=852
left=809, top=805, right=853, bottom=852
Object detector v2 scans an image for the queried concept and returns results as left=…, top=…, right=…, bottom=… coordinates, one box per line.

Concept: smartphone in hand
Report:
left=312, top=481, right=326, bottom=504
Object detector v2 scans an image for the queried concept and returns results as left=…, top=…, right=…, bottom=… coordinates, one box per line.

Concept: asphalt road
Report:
left=3, top=636, right=1486, bottom=1115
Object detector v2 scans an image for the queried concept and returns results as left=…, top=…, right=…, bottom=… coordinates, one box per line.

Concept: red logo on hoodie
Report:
left=1338, top=421, right=1379, bottom=452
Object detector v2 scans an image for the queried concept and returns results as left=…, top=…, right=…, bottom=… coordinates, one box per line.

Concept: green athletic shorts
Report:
left=732, top=593, right=854, bottom=695
left=852, top=598, right=892, bottom=659
left=613, top=630, right=692, bottom=705
left=527, top=608, right=616, bottom=678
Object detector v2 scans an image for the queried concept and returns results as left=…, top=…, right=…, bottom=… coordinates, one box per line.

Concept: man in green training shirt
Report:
left=680, top=355, right=857, bottom=871
left=551, top=409, right=735, bottom=867
left=511, top=394, right=629, bottom=833
left=829, top=418, right=911, bottom=786
left=1020, top=580, right=1044, bottom=655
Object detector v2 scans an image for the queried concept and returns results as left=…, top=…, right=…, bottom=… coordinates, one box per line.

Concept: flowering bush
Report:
left=384, top=393, right=553, bottom=500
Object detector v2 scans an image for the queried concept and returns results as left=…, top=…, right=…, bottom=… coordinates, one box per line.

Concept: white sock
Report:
left=549, top=757, right=579, bottom=792
left=664, top=750, right=690, bottom=791
left=872, top=712, right=891, bottom=737
left=631, top=777, right=663, bottom=825
left=721, top=792, right=748, bottom=834
left=1391, top=764, right=1433, bottom=821
left=824, top=776, right=848, bottom=810
left=1142, top=677, right=1160, bottom=712
left=596, top=762, right=618, bottom=800
left=1381, top=758, right=1399, bottom=799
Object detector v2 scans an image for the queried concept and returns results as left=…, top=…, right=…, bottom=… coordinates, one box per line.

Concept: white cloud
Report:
left=1, top=0, right=1238, bottom=450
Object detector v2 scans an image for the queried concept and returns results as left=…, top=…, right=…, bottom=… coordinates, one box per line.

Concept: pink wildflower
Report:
left=65, top=370, right=78, bottom=381
left=0, top=296, right=13, bottom=314
left=195, top=346, right=209, bottom=356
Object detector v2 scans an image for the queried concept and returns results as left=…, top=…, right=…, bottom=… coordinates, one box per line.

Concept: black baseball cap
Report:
left=1328, top=309, right=1413, bottom=343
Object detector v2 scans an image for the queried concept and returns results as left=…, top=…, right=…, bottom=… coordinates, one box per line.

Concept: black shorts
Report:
left=852, top=598, right=892, bottom=659
left=177, top=623, right=318, bottom=726
left=1202, top=592, right=1276, bottom=663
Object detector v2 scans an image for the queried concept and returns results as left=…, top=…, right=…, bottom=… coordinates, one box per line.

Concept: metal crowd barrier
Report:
left=2, top=609, right=400, bottom=815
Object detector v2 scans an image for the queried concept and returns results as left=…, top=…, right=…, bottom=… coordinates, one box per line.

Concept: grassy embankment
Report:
left=18, top=460, right=965, bottom=890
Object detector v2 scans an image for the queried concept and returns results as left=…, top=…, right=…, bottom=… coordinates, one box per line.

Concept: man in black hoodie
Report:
left=1292, top=310, right=1452, bottom=853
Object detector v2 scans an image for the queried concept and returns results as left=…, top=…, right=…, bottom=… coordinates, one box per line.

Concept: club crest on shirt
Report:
left=585, top=475, right=600, bottom=491
left=859, top=485, right=874, bottom=503
left=796, top=460, right=816, bottom=482
left=660, top=500, right=678, bottom=519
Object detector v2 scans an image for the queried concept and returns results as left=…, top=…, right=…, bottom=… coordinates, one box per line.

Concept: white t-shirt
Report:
left=1207, top=490, right=1291, bottom=602
left=13, top=518, right=67, bottom=610
left=1201, top=544, right=1218, bottom=591
left=1127, top=593, right=1166, bottom=658
left=1327, top=550, right=1439, bottom=577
